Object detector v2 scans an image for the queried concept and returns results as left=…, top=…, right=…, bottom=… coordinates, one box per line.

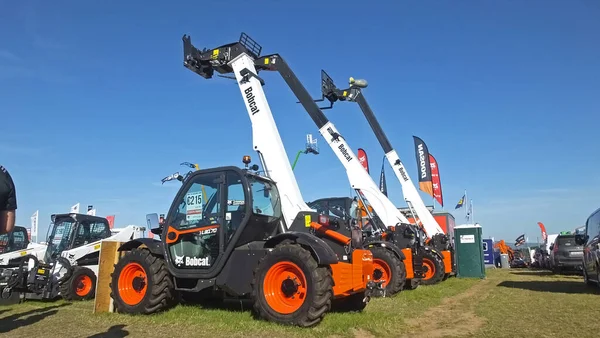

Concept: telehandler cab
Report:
left=311, top=70, right=455, bottom=284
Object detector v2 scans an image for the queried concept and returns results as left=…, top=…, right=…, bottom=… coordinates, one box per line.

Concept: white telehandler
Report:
left=311, top=71, right=455, bottom=283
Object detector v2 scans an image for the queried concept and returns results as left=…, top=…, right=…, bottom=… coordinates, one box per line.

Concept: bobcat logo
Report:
left=174, top=254, right=184, bottom=266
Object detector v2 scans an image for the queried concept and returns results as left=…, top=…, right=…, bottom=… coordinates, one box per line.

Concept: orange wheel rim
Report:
left=422, top=258, right=435, bottom=280
left=263, top=261, right=307, bottom=314
left=118, top=262, right=148, bottom=306
left=373, top=259, right=391, bottom=287
left=75, top=275, right=93, bottom=297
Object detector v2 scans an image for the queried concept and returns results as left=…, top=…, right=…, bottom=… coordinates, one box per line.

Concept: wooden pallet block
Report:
left=93, top=240, right=124, bottom=314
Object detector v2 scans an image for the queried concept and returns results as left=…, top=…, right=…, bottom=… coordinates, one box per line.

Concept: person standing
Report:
left=0, top=165, right=17, bottom=235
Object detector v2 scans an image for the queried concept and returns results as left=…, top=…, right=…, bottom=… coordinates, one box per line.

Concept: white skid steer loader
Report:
left=0, top=213, right=145, bottom=303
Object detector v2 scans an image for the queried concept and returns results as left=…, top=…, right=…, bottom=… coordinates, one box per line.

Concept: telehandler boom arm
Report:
left=182, top=33, right=410, bottom=229
left=317, top=71, right=445, bottom=237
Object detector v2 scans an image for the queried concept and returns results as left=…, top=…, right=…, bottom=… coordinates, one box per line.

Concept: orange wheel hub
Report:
left=422, top=258, right=435, bottom=280
left=118, top=262, right=148, bottom=306
left=373, top=259, right=391, bottom=287
left=263, top=261, right=307, bottom=314
left=75, top=275, right=93, bottom=297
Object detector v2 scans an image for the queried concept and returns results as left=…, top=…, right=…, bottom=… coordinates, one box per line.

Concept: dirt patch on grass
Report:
left=399, top=278, right=490, bottom=338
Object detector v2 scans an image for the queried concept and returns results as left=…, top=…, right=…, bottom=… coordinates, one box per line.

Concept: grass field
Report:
left=1, top=269, right=599, bottom=338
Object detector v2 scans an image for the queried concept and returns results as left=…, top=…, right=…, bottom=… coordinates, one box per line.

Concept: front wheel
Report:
left=251, top=243, right=333, bottom=327
left=370, top=247, right=405, bottom=296
left=59, top=266, right=96, bottom=301
left=110, top=248, right=176, bottom=314
left=420, top=250, right=445, bottom=285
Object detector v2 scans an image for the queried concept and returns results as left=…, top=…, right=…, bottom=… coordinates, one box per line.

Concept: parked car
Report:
left=577, top=208, right=600, bottom=286
left=550, top=233, right=584, bottom=274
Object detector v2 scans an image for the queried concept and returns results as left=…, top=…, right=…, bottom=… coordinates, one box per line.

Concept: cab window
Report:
left=171, top=172, right=222, bottom=230
left=249, top=178, right=280, bottom=218
left=168, top=171, right=223, bottom=269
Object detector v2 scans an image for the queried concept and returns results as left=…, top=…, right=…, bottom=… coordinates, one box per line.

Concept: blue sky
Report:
left=1, top=1, right=598, bottom=242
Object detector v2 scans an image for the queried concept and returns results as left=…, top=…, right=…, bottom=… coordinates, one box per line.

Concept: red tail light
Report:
left=318, top=214, right=329, bottom=226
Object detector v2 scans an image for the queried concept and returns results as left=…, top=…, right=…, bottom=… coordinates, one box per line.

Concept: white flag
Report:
left=70, top=203, right=80, bottom=213
left=30, top=210, right=39, bottom=242
left=87, top=208, right=96, bottom=216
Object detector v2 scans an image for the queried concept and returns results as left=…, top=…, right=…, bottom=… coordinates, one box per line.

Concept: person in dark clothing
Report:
left=0, top=165, right=17, bottom=235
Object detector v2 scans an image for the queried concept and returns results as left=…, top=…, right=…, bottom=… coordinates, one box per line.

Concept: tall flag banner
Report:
left=87, top=205, right=96, bottom=216
left=515, top=234, right=526, bottom=247
left=357, top=148, right=369, bottom=173
left=537, top=222, right=548, bottom=243
left=455, top=194, right=465, bottom=209
left=412, top=136, right=433, bottom=197
left=70, top=203, right=80, bottom=214
left=429, top=154, right=444, bottom=207
left=379, top=157, right=388, bottom=197
left=30, top=210, right=39, bottom=242
left=106, top=215, right=116, bottom=229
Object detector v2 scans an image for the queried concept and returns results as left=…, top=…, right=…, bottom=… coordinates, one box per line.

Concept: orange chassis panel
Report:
left=401, top=248, right=414, bottom=279
left=329, top=249, right=374, bottom=298
left=442, top=250, right=452, bottom=274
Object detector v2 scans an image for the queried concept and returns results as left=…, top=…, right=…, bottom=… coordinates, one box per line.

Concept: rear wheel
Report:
left=110, top=248, right=176, bottom=314
left=251, top=243, right=333, bottom=327
left=59, top=266, right=96, bottom=301
left=370, top=247, right=405, bottom=296
left=420, top=250, right=445, bottom=286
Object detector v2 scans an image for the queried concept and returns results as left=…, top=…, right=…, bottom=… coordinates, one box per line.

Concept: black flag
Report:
left=379, top=157, right=388, bottom=196
left=515, top=234, right=526, bottom=247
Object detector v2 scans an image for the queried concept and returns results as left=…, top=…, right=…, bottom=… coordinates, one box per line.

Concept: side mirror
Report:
left=146, top=213, right=160, bottom=230
left=575, top=234, right=588, bottom=245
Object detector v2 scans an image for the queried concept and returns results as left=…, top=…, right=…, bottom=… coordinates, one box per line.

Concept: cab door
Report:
left=163, top=170, right=228, bottom=279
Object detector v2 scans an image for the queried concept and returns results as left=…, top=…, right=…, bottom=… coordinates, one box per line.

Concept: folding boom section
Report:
left=183, top=34, right=311, bottom=229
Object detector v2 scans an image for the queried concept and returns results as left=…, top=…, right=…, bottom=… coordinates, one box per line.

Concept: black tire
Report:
left=332, top=291, right=367, bottom=312
left=404, top=278, right=420, bottom=290
left=110, top=248, right=176, bottom=314
left=370, top=247, right=405, bottom=296
left=442, top=273, right=450, bottom=281
left=420, top=250, right=445, bottom=286
left=251, top=243, right=333, bottom=327
left=59, top=266, right=96, bottom=301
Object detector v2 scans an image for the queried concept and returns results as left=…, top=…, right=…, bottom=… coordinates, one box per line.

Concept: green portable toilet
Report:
left=453, top=224, right=485, bottom=278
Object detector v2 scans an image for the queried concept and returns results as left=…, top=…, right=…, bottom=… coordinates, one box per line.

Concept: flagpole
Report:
left=464, top=189, right=468, bottom=221
left=471, top=200, right=474, bottom=224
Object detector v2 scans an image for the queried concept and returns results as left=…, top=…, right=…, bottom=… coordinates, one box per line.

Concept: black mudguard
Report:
left=364, top=241, right=406, bottom=261
left=118, top=238, right=164, bottom=257
left=265, top=232, right=338, bottom=265
left=423, top=245, right=444, bottom=261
